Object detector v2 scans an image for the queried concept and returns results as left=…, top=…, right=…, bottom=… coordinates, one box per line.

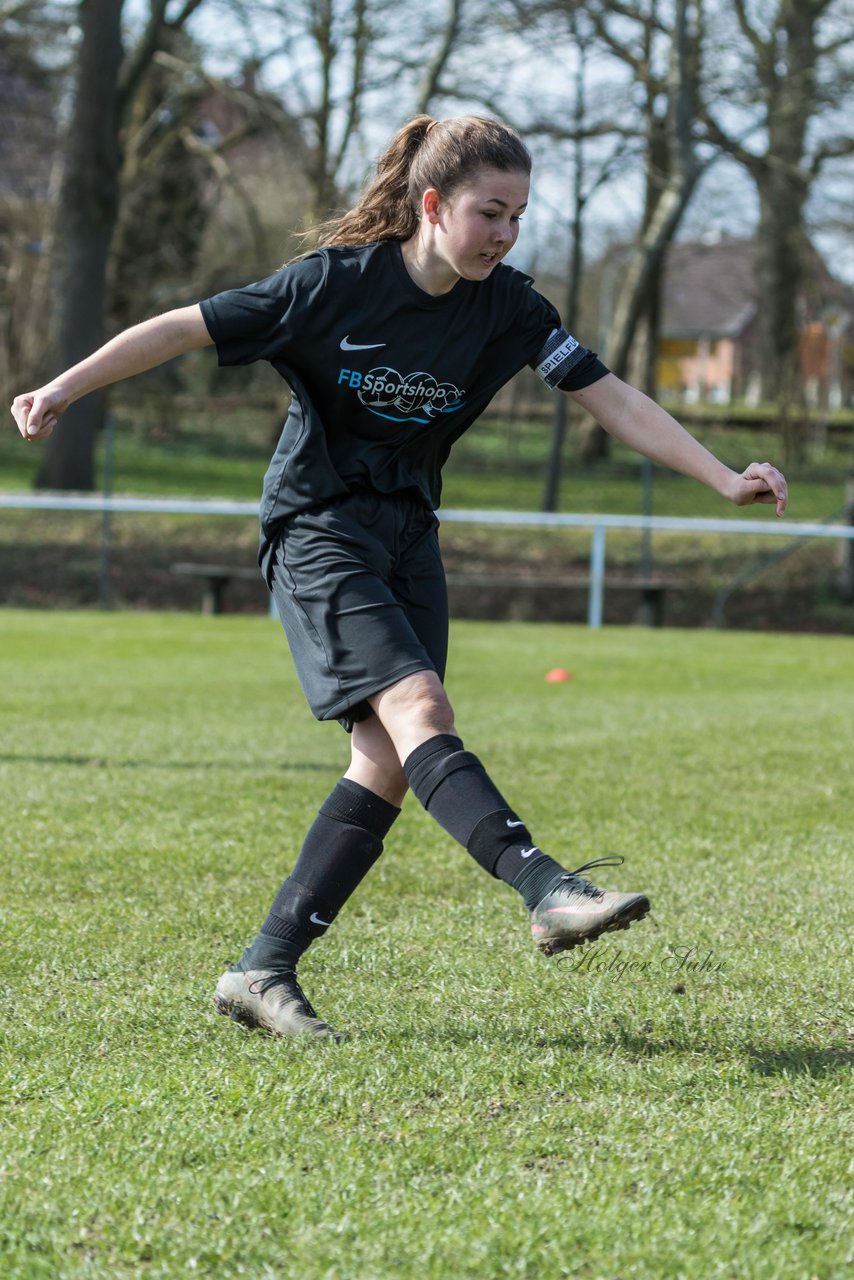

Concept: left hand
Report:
left=729, top=462, right=788, bottom=517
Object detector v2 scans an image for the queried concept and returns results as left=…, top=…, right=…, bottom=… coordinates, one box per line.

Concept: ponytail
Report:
left=306, top=114, right=531, bottom=251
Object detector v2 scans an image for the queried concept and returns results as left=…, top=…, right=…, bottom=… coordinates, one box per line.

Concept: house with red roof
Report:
left=657, top=236, right=854, bottom=408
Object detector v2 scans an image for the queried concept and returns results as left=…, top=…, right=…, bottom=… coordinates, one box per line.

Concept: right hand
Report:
left=727, top=461, right=788, bottom=517
left=11, top=382, right=70, bottom=442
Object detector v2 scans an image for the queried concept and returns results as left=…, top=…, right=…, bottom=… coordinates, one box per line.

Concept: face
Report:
left=424, top=166, right=529, bottom=284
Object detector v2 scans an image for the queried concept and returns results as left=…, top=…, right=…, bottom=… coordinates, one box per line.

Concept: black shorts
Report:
left=268, top=491, right=449, bottom=729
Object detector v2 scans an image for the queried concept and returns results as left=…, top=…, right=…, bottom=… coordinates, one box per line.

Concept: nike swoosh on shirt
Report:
left=506, top=819, right=526, bottom=828
left=310, top=912, right=332, bottom=927
left=340, top=336, right=387, bottom=351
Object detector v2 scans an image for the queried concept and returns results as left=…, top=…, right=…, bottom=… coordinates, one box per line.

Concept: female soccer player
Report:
left=12, top=115, right=787, bottom=1042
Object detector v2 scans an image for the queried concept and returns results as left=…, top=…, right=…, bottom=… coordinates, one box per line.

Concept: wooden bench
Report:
left=615, top=579, right=670, bottom=627
left=171, top=562, right=673, bottom=624
left=170, top=562, right=261, bottom=615
left=445, top=573, right=674, bottom=626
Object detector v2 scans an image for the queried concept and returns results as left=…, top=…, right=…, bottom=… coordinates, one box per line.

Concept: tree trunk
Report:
left=749, top=4, right=814, bottom=416
left=582, top=0, right=702, bottom=460
left=415, top=0, right=463, bottom=115
left=701, top=3, right=837, bottom=445
left=581, top=173, right=699, bottom=460
left=35, top=0, right=124, bottom=490
left=543, top=18, right=586, bottom=512
left=608, top=173, right=700, bottom=380
left=308, top=0, right=336, bottom=221
left=753, top=176, right=809, bottom=460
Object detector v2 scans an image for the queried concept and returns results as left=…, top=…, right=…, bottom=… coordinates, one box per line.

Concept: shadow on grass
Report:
left=600, top=1027, right=854, bottom=1075
left=0, top=752, right=336, bottom=773
left=363, top=1022, right=854, bottom=1074
left=748, top=1047, right=854, bottom=1078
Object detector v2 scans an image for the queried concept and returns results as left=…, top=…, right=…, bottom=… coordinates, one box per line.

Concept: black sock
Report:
left=236, top=779, right=400, bottom=972
left=403, top=734, right=566, bottom=908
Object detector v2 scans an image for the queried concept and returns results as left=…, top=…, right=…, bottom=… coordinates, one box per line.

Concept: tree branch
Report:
left=522, top=117, right=639, bottom=141
left=730, top=0, right=768, bottom=61
left=810, top=133, right=854, bottom=174
left=166, top=0, right=206, bottom=29
left=179, top=124, right=268, bottom=265
left=416, top=0, right=464, bottom=115
left=118, top=0, right=206, bottom=115
left=331, top=0, right=368, bottom=176
left=697, top=105, right=763, bottom=174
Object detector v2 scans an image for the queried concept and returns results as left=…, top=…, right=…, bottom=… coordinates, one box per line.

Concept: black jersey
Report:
left=200, top=240, right=608, bottom=542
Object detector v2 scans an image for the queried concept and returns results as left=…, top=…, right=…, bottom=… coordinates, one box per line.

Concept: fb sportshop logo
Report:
left=337, top=365, right=465, bottom=425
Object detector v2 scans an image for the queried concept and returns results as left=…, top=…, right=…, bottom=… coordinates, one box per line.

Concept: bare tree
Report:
left=503, top=2, right=708, bottom=459
left=108, top=45, right=312, bottom=322
left=34, top=0, right=124, bottom=489
left=700, top=0, right=854, bottom=429
left=0, top=4, right=65, bottom=406
left=579, top=1, right=707, bottom=456
left=528, top=11, right=630, bottom=507
left=228, top=0, right=379, bottom=228
left=216, top=0, right=477, bottom=231
left=35, top=0, right=205, bottom=491
left=414, top=0, right=465, bottom=115
left=303, top=0, right=370, bottom=220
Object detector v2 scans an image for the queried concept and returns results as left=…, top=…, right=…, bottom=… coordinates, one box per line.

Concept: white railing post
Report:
left=588, top=523, right=606, bottom=628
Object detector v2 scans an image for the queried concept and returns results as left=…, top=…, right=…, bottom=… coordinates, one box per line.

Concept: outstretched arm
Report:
left=569, top=373, right=788, bottom=516
left=11, top=305, right=213, bottom=442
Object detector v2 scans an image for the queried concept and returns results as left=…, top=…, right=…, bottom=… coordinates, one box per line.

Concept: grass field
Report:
left=1, top=610, right=852, bottom=1279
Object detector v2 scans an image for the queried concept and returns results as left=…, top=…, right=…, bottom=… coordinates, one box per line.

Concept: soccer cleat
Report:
left=530, top=857, right=650, bottom=956
left=213, top=968, right=343, bottom=1041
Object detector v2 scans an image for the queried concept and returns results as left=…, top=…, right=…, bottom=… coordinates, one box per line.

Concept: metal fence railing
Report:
left=2, top=491, right=853, bottom=627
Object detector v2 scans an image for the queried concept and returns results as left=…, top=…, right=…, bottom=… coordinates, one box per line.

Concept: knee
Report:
left=372, top=671, right=456, bottom=737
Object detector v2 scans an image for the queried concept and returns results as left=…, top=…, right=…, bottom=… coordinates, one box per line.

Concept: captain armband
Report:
left=533, top=328, right=590, bottom=390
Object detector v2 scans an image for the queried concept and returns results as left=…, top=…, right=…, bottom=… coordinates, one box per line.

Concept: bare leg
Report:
left=346, top=715, right=409, bottom=807
left=368, top=669, right=456, bottom=762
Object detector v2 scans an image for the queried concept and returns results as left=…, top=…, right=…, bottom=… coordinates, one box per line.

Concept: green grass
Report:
left=1, top=610, right=852, bottom=1278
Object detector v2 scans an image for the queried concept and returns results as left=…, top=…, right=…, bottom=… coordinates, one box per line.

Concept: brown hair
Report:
left=311, top=114, right=531, bottom=249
